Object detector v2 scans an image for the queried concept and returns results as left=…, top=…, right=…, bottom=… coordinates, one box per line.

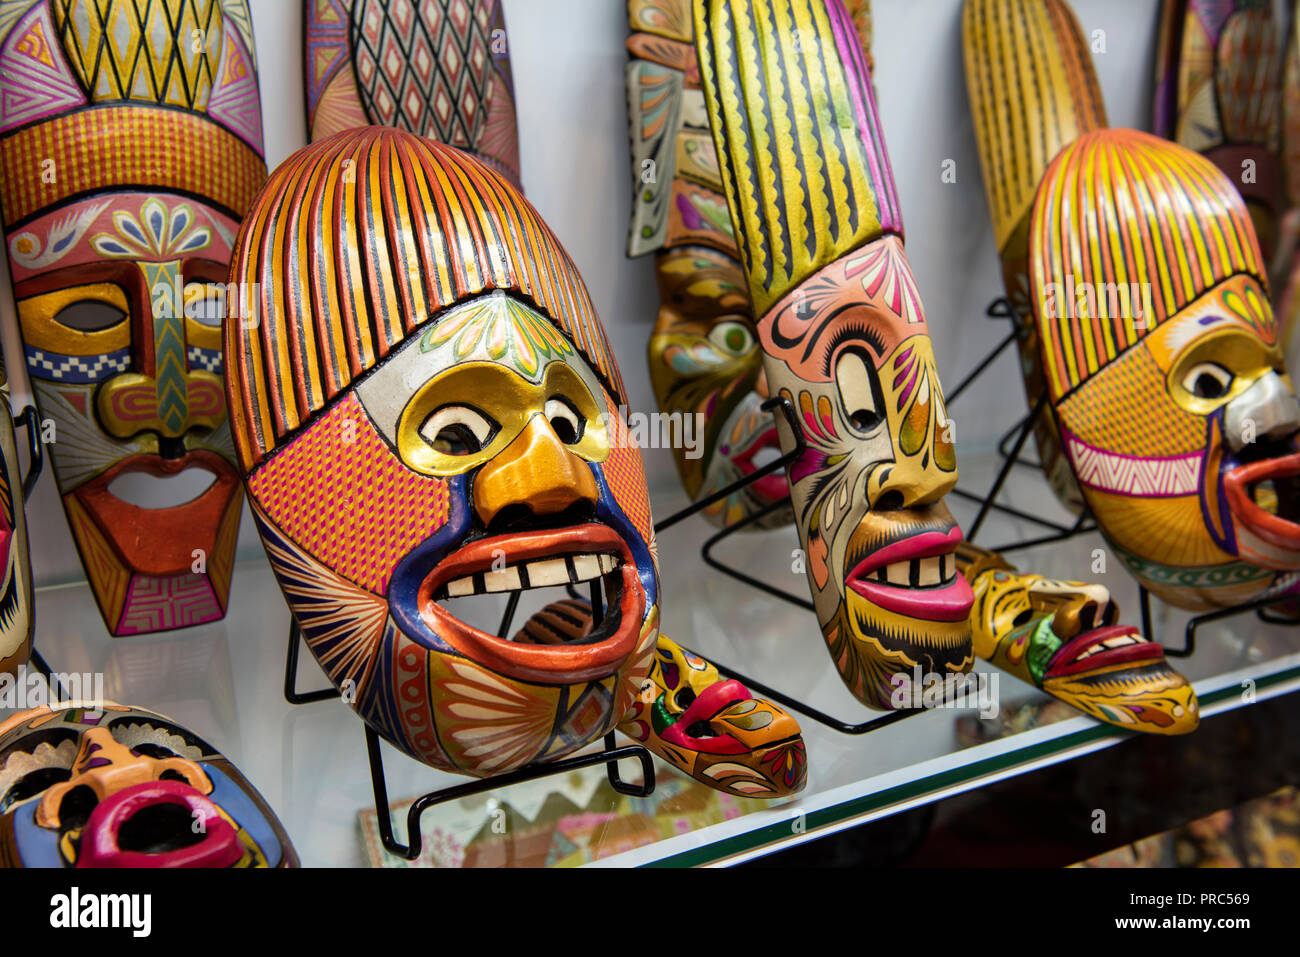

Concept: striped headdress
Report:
left=226, top=127, right=625, bottom=466
left=693, top=0, right=900, bottom=318
left=1030, top=128, right=1268, bottom=399
left=962, top=0, right=1107, bottom=257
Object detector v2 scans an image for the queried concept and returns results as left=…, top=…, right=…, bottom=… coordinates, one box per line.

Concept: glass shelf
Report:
left=9, top=449, right=1298, bottom=867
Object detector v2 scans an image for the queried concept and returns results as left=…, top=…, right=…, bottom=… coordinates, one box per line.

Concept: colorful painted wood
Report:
left=0, top=0, right=266, bottom=636
left=0, top=355, right=32, bottom=676
left=1030, top=128, right=1300, bottom=611
left=1153, top=0, right=1288, bottom=264
left=227, top=127, right=663, bottom=777
left=695, top=0, right=974, bottom=710
left=518, top=599, right=806, bottom=796
left=625, top=0, right=791, bottom=528
left=962, top=0, right=1107, bottom=512
left=305, top=0, right=519, bottom=183
left=1154, top=0, right=1300, bottom=369
left=957, top=544, right=1199, bottom=734
left=0, top=703, right=298, bottom=867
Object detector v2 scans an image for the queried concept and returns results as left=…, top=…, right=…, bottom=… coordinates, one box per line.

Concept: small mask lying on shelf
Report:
left=0, top=0, right=267, bottom=635
left=0, top=703, right=298, bottom=867
left=516, top=599, right=806, bottom=797
left=956, top=544, right=1199, bottom=735
left=227, top=128, right=662, bottom=777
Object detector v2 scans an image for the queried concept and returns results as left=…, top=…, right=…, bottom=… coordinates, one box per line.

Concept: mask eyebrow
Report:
left=817, top=311, right=887, bottom=375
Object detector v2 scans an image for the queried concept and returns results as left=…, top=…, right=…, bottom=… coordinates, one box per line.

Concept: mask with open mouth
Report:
left=0, top=703, right=297, bottom=867
left=694, top=0, right=974, bottom=708
left=227, top=128, right=661, bottom=776
left=957, top=544, right=1199, bottom=734
left=1030, top=128, right=1300, bottom=611
left=0, top=355, right=33, bottom=675
left=0, top=0, right=267, bottom=635
left=625, top=0, right=791, bottom=528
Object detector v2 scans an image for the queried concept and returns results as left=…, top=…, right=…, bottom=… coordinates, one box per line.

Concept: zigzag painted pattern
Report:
left=1065, top=433, right=1202, bottom=497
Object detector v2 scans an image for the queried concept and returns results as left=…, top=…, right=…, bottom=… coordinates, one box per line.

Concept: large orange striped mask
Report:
left=1031, top=129, right=1300, bottom=611
left=226, top=128, right=659, bottom=776
left=0, top=0, right=266, bottom=636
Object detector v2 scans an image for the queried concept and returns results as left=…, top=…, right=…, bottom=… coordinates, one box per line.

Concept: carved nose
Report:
left=1224, top=372, right=1300, bottom=452
left=866, top=456, right=958, bottom=510
left=96, top=370, right=227, bottom=441
left=472, top=415, right=598, bottom=526
left=1050, top=596, right=1117, bottom=640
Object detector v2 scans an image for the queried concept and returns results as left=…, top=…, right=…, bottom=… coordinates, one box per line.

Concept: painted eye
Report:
left=1182, top=362, right=1234, bottom=400
left=545, top=397, right=584, bottom=444
left=185, top=288, right=226, bottom=327
left=421, top=406, right=496, bottom=455
left=1, top=767, right=71, bottom=812
left=53, top=300, right=126, bottom=332
left=835, top=350, right=884, bottom=433
left=707, top=320, right=754, bottom=356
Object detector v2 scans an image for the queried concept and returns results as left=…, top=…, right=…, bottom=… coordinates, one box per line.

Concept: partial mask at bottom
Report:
left=0, top=704, right=297, bottom=867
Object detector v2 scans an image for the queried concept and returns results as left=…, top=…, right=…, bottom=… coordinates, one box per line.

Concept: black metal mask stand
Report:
left=1137, top=582, right=1300, bottom=658
left=282, top=568, right=655, bottom=860
left=10, top=406, right=62, bottom=696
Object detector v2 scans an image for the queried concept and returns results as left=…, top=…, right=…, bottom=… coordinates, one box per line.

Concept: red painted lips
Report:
left=418, top=523, right=645, bottom=684
left=1224, top=451, right=1300, bottom=558
left=847, top=526, right=975, bottom=622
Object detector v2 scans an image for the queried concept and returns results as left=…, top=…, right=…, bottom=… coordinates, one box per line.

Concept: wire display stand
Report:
left=11, top=405, right=61, bottom=696
left=282, top=570, right=654, bottom=861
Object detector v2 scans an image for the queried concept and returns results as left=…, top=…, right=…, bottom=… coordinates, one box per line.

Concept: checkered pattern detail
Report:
left=0, top=106, right=265, bottom=225
left=25, top=345, right=129, bottom=383
left=247, top=392, right=449, bottom=593
left=601, top=398, right=654, bottom=549
left=1057, top=345, right=1205, bottom=456
left=188, top=346, right=222, bottom=373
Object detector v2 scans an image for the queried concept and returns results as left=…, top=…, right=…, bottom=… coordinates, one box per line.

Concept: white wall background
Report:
left=0, top=0, right=1165, bottom=587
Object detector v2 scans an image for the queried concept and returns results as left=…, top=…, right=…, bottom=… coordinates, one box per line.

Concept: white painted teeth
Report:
left=438, top=553, right=619, bottom=599
left=917, top=556, right=942, bottom=586
left=526, top=558, right=570, bottom=588
left=481, top=565, right=521, bottom=593
left=867, top=554, right=956, bottom=588
left=1076, top=633, right=1142, bottom=659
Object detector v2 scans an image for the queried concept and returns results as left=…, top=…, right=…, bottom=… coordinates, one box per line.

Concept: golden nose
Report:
left=472, top=415, right=598, bottom=526
left=1049, top=595, right=1117, bottom=640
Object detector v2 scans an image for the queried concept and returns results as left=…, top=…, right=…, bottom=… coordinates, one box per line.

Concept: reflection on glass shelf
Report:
left=9, top=451, right=1299, bottom=867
